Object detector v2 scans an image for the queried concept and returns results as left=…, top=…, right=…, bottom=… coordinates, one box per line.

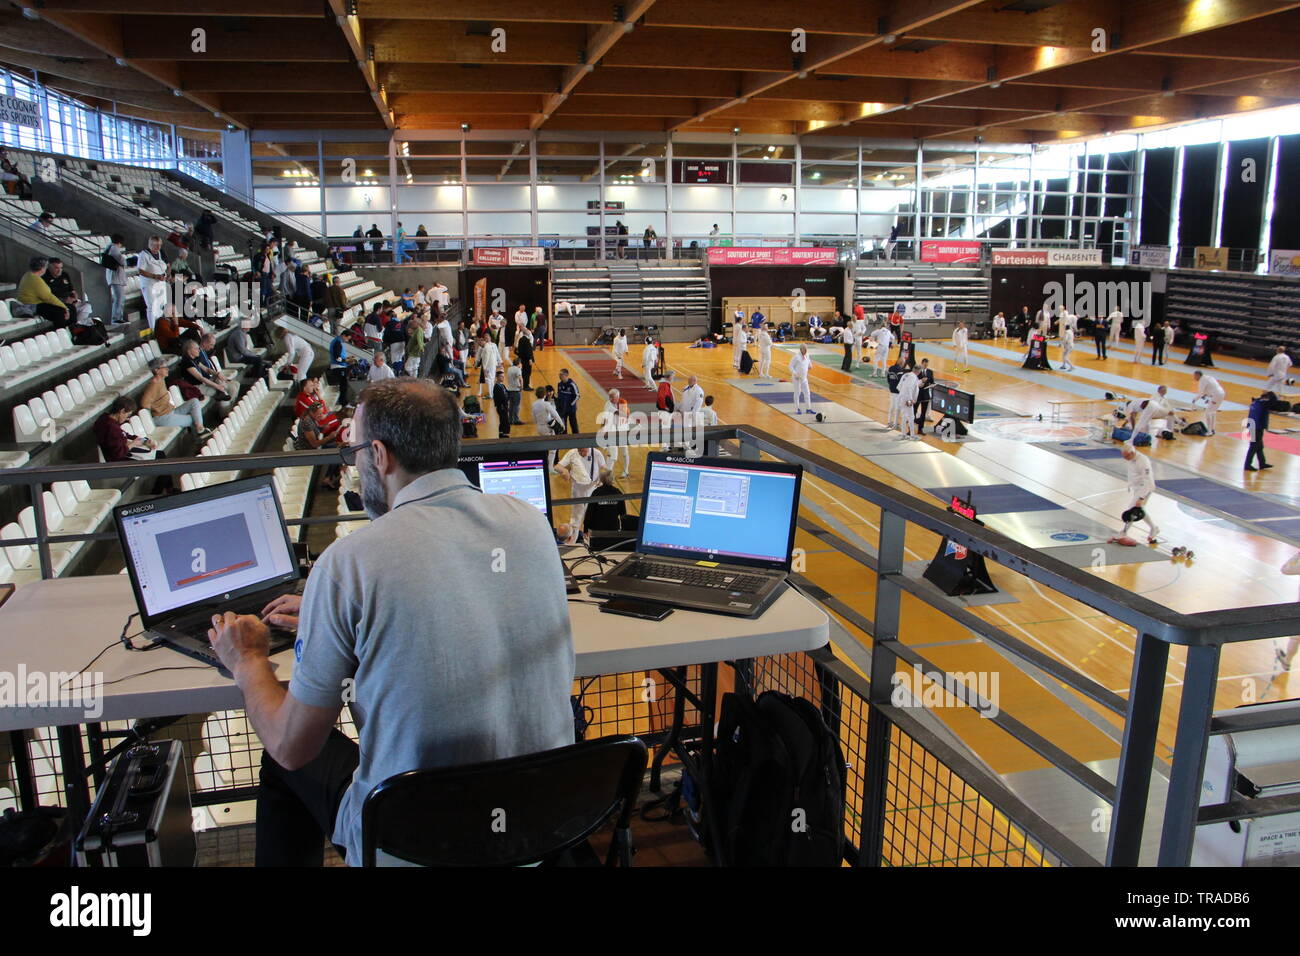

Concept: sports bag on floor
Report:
left=712, top=690, right=846, bottom=866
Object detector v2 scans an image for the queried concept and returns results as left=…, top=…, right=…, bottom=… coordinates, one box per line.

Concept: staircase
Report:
left=551, top=259, right=710, bottom=344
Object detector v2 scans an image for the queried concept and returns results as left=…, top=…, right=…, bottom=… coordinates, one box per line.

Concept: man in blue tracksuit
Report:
left=1245, top=393, right=1274, bottom=471
left=556, top=367, right=581, bottom=434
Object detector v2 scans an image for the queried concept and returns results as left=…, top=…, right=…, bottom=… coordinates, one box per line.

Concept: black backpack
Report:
left=739, top=350, right=754, bottom=374
left=713, top=690, right=846, bottom=866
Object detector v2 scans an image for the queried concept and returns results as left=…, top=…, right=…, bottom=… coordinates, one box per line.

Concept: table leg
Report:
left=8, top=730, right=38, bottom=812
left=649, top=666, right=687, bottom=792
left=695, top=662, right=727, bottom=867
left=56, top=724, right=91, bottom=826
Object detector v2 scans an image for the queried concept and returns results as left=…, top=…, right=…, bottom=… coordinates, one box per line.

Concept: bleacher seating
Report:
left=0, top=327, right=96, bottom=392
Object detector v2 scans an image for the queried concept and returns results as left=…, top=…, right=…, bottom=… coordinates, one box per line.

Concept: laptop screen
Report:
left=457, top=456, right=552, bottom=524
left=637, top=455, right=802, bottom=570
left=116, top=476, right=297, bottom=624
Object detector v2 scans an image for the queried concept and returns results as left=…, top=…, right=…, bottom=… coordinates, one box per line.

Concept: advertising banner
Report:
left=1268, top=249, right=1300, bottom=276
left=1130, top=244, right=1171, bottom=268
left=471, top=247, right=545, bottom=266
left=473, top=278, right=486, bottom=322
left=706, top=247, right=838, bottom=266
left=921, top=240, right=981, bottom=263
left=0, top=93, right=41, bottom=129
left=892, top=300, right=946, bottom=322
left=1194, top=246, right=1229, bottom=270
left=991, top=248, right=1103, bottom=267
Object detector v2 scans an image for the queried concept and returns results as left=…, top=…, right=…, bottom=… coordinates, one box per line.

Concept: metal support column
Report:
left=1158, top=643, right=1222, bottom=866
left=858, top=509, right=906, bottom=866
left=1106, top=632, right=1169, bottom=865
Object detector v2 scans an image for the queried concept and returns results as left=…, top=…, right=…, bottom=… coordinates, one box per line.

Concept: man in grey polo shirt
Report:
left=208, top=379, right=575, bottom=865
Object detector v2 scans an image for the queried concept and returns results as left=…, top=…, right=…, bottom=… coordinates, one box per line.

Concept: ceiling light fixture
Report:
left=882, top=34, right=897, bottom=44
left=623, top=20, right=635, bottom=33
left=461, top=122, right=471, bottom=132
left=114, top=57, right=128, bottom=67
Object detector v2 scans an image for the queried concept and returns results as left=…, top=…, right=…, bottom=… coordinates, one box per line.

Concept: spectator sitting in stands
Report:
left=141, top=357, right=210, bottom=438
left=368, top=350, right=395, bottom=382
left=180, top=338, right=233, bottom=402
left=93, top=395, right=174, bottom=493
left=294, top=396, right=343, bottom=489
left=29, top=211, right=54, bottom=234
left=172, top=247, right=201, bottom=284
left=17, top=256, right=71, bottom=329
left=44, top=257, right=75, bottom=303
left=226, top=320, right=268, bottom=383
left=295, top=374, right=345, bottom=433
left=43, top=258, right=108, bottom=344
left=155, top=305, right=202, bottom=354
left=198, top=332, right=239, bottom=396
left=1, top=148, right=33, bottom=199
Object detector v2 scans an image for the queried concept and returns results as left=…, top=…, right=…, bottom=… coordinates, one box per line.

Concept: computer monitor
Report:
left=456, top=454, right=553, bottom=525
left=114, top=475, right=298, bottom=628
left=635, top=453, right=803, bottom=571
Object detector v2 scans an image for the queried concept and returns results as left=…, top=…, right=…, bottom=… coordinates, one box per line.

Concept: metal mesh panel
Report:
left=750, top=651, right=1062, bottom=867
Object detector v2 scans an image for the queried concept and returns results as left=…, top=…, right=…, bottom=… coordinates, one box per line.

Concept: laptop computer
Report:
left=114, top=475, right=301, bottom=672
left=587, top=453, right=803, bottom=618
left=457, top=453, right=554, bottom=528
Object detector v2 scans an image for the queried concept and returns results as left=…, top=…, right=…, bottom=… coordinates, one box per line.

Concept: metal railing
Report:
left=2, top=424, right=1297, bottom=866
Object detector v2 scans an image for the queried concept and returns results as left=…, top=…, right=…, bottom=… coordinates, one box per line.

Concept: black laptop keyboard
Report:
left=626, top=562, right=768, bottom=593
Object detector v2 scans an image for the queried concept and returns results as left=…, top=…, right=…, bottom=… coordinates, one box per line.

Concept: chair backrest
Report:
left=98, top=363, right=117, bottom=386
left=45, top=331, right=64, bottom=353
left=168, top=385, right=183, bottom=406
left=1, top=523, right=32, bottom=569
left=108, top=357, right=124, bottom=378
left=360, top=735, right=648, bottom=867
left=41, top=390, right=63, bottom=416
left=70, top=480, right=94, bottom=502
left=11, top=340, right=32, bottom=367
left=41, top=491, right=65, bottom=530
left=13, top=404, right=39, bottom=442
left=53, top=482, right=79, bottom=515
left=0, top=298, right=10, bottom=323
left=148, top=340, right=162, bottom=358
left=179, top=474, right=195, bottom=492
left=56, top=327, right=73, bottom=350
left=127, top=414, right=144, bottom=438
left=137, top=407, right=155, bottom=435
left=89, top=367, right=107, bottom=392
left=34, top=335, right=53, bottom=359
left=68, top=379, right=87, bottom=406
left=55, top=384, right=75, bottom=411
left=0, top=345, right=17, bottom=372
left=29, top=396, right=53, bottom=426
left=78, top=372, right=95, bottom=395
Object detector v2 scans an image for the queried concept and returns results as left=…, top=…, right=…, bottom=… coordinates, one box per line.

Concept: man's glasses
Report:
left=338, top=440, right=372, bottom=465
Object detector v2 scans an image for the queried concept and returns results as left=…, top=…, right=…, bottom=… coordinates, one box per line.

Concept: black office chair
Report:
left=360, top=735, right=648, bottom=867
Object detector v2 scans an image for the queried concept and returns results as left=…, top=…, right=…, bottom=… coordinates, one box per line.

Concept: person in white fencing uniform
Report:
left=756, top=323, right=774, bottom=378
left=1192, top=370, right=1226, bottom=435
left=991, top=312, right=1007, bottom=340
left=1132, top=319, right=1147, bottom=363
left=790, top=345, right=813, bottom=415
left=732, top=320, right=749, bottom=370
left=280, top=327, right=315, bottom=385
left=642, top=337, right=659, bottom=390
left=596, top=388, right=631, bottom=478
left=871, top=324, right=893, bottom=377
left=1266, top=346, right=1292, bottom=395
left=1059, top=325, right=1076, bottom=371
left=1132, top=385, right=1172, bottom=440
left=885, top=359, right=905, bottom=430
left=951, top=321, right=970, bottom=371
left=1119, top=444, right=1160, bottom=544
left=476, top=335, right=500, bottom=398
left=1108, top=307, right=1124, bottom=345
left=555, top=443, right=607, bottom=545
left=850, top=314, right=868, bottom=366
left=1278, top=552, right=1300, bottom=671
left=678, top=374, right=705, bottom=430
left=897, top=364, right=920, bottom=440
left=611, top=329, right=628, bottom=378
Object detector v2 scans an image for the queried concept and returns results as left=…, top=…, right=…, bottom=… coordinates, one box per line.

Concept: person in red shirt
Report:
left=853, top=303, right=866, bottom=324
left=154, top=305, right=201, bottom=354
left=294, top=374, right=343, bottom=433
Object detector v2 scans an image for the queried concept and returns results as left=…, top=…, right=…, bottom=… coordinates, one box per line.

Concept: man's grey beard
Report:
left=358, top=453, right=389, bottom=519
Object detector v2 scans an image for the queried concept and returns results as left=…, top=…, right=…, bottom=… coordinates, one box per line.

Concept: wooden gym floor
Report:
left=515, top=331, right=1298, bottom=829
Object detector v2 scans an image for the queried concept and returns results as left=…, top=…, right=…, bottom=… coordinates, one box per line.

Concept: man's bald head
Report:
left=355, top=378, right=461, bottom=475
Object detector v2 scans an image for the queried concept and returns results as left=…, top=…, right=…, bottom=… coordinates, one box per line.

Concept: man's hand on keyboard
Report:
left=208, top=611, right=270, bottom=676
left=260, top=593, right=302, bottom=631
